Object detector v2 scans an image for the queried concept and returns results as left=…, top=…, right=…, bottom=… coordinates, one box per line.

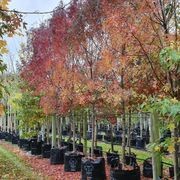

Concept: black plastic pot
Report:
left=169, top=166, right=174, bottom=178
left=42, top=144, right=51, bottom=158
left=110, top=164, right=141, bottom=180
left=143, top=158, right=163, bottom=178
left=4, top=132, right=12, bottom=142
left=11, top=135, right=19, bottom=144
left=87, top=131, right=92, bottom=140
left=64, top=151, right=84, bottom=172
left=136, top=137, right=145, bottom=149
left=97, top=134, right=103, bottom=141
left=106, top=152, right=119, bottom=166
left=145, top=135, right=150, bottom=144
left=125, top=154, right=137, bottom=166
left=114, top=135, right=122, bottom=144
left=130, top=139, right=136, bottom=147
left=30, top=138, right=42, bottom=155
left=61, top=141, right=73, bottom=151
left=104, top=135, right=111, bottom=142
left=62, top=130, right=68, bottom=136
left=89, top=146, right=103, bottom=157
left=18, top=139, right=31, bottom=151
left=50, top=146, right=67, bottom=165
left=0, top=132, right=5, bottom=139
left=143, top=158, right=153, bottom=178
left=67, top=142, right=73, bottom=151
left=81, top=157, right=106, bottom=180
left=76, top=143, right=83, bottom=152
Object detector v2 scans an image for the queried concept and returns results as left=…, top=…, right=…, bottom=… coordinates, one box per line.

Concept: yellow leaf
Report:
left=171, top=97, right=178, bottom=104
left=0, top=0, right=10, bottom=9
left=0, top=46, right=8, bottom=54
left=0, top=40, right=7, bottom=47
left=168, top=123, right=175, bottom=131
left=0, top=104, right=4, bottom=116
left=167, top=145, right=175, bottom=153
left=154, top=146, right=160, bottom=152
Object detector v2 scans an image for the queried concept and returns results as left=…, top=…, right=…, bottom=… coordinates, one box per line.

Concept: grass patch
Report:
left=0, top=144, right=43, bottom=180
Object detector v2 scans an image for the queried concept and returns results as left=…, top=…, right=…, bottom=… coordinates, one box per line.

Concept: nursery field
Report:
left=0, top=0, right=179, bottom=179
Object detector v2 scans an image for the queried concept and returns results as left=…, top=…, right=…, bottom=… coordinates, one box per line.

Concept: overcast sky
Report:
left=5, top=0, right=70, bottom=72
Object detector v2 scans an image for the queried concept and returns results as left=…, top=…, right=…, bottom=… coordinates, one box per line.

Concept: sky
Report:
left=4, top=0, right=70, bottom=72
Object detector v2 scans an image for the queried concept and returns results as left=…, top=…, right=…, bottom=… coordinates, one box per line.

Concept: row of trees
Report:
left=12, top=0, right=179, bottom=179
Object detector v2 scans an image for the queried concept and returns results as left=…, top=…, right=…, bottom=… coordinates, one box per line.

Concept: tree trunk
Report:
left=151, top=110, right=162, bottom=180
left=57, top=117, right=62, bottom=148
left=51, top=115, right=56, bottom=148
left=122, top=105, right=126, bottom=164
left=41, top=124, right=45, bottom=142
left=72, top=111, right=76, bottom=152
left=110, top=124, right=114, bottom=152
left=121, top=72, right=126, bottom=164
left=83, top=110, right=88, bottom=156
left=127, top=110, right=132, bottom=155
left=140, top=112, right=143, bottom=138
left=91, top=105, right=95, bottom=157
left=94, top=119, right=97, bottom=148
left=46, top=118, right=50, bottom=144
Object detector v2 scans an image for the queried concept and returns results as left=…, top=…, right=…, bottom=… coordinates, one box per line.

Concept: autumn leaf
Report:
left=167, top=145, right=175, bottom=153
left=0, top=0, right=10, bottom=9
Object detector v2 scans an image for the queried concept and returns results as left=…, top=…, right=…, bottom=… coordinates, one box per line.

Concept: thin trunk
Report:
left=41, top=124, right=45, bottom=142
left=140, top=112, right=143, bottom=138
left=128, top=110, right=132, bottom=155
left=57, top=117, right=60, bottom=147
left=91, top=105, right=95, bottom=157
left=151, top=110, right=162, bottom=180
left=14, top=112, right=17, bottom=134
left=79, top=116, right=82, bottom=144
left=59, top=117, right=62, bottom=146
left=121, top=73, right=126, bottom=164
left=122, top=105, right=126, bottom=164
left=94, top=119, right=97, bottom=148
left=46, top=118, right=50, bottom=144
left=51, top=115, right=56, bottom=148
left=57, top=117, right=62, bottom=147
left=110, top=124, right=114, bottom=152
left=72, top=111, right=76, bottom=152
left=83, top=111, right=88, bottom=156
left=67, top=116, right=73, bottom=142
